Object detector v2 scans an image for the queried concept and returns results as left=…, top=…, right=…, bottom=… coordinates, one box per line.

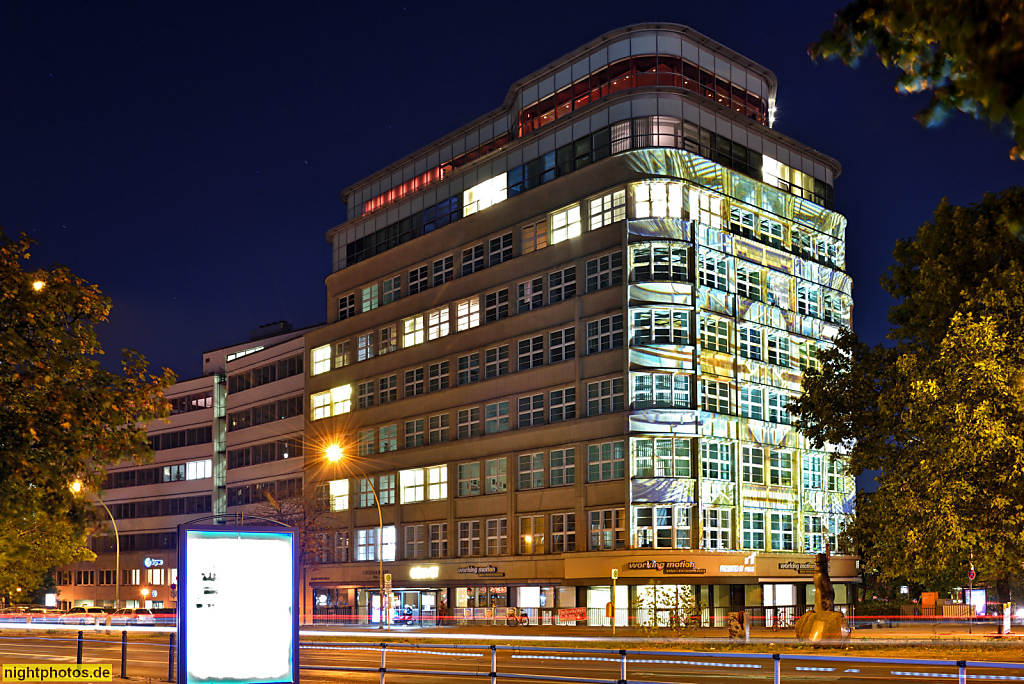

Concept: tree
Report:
left=810, top=0, right=1024, bottom=160
left=253, top=490, right=334, bottom=568
left=0, top=229, right=174, bottom=599
left=792, top=188, right=1024, bottom=600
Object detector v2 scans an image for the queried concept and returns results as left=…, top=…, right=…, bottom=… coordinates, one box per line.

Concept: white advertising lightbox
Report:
left=178, top=525, right=299, bottom=684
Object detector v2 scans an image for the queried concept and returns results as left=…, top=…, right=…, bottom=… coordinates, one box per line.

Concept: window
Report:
left=770, top=450, right=793, bottom=487
left=338, top=293, right=355, bottom=321
left=378, top=374, right=397, bottom=404
left=485, top=458, right=507, bottom=494
left=804, top=515, right=824, bottom=553
left=357, top=381, right=374, bottom=409
left=697, top=249, right=729, bottom=291
left=689, top=188, right=722, bottom=228
left=548, top=267, right=576, bottom=303
left=739, top=326, right=763, bottom=361
left=545, top=448, right=574, bottom=488
left=737, top=264, right=762, bottom=301
left=742, top=511, right=765, bottom=550
left=588, top=441, right=625, bottom=481
left=587, top=377, right=624, bottom=415
left=334, top=340, right=350, bottom=368
left=428, top=413, right=450, bottom=443
left=405, top=418, right=424, bottom=448
left=518, top=394, right=544, bottom=428
left=311, top=345, right=331, bottom=375
left=631, top=309, right=687, bottom=345
left=458, top=462, right=480, bottom=497
left=633, top=180, right=684, bottom=219
left=548, top=327, right=575, bottom=363
left=589, top=509, right=625, bottom=550
left=633, top=437, right=691, bottom=477
left=519, top=515, right=545, bottom=554
left=376, top=324, right=397, bottom=356
left=521, top=221, right=548, bottom=254
left=454, top=297, right=481, bottom=333
left=742, top=446, right=765, bottom=484
left=458, top=407, right=480, bottom=439
left=428, top=361, right=449, bottom=392
left=378, top=425, right=397, bottom=453
left=796, top=282, right=820, bottom=317
left=795, top=340, right=818, bottom=372
left=361, top=284, right=379, bottom=313
left=700, top=316, right=729, bottom=352
left=767, top=333, right=790, bottom=367
left=462, top=244, right=485, bottom=275
left=586, top=314, right=624, bottom=353
left=429, top=523, right=448, bottom=558
left=518, top=453, right=544, bottom=490
left=463, top=172, right=507, bottom=216
left=827, top=457, right=845, bottom=492
left=739, top=386, right=764, bottom=420
left=635, top=505, right=690, bottom=549
left=701, top=441, right=732, bottom=481
left=357, top=429, right=375, bottom=457
left=589, top=189, right=626, bottom=228
left=324, top=479, right=349, bottom=512
left=484, top=401, right=509, bottom=434
left=702, top=379, right=730, bottom=413
left=427, top=306, right=450, bottom=340
left=768, top=390, right=791, bottom=424
left=803, top=454, right=823, bottom=490
left=489, top=233, right=513, bottom=266
left=432, top=255, right=453, bottom=286
left=382, top=275, right=402, bottom=304
left=378, top=474, right=396, bottom=506
left=458, top=520, right=481, bottom=557
left=823, top=292, right=845, bottom=324
left=517, top=277, right=543, bottom=313
left=408, top=265, right=429, bottom=295
left=400, top=469, right=425, bottom=504
left=357, top=332, right=375, bottom=362
left=550, top=513, right=576, bottom=552
left=702, top=508, right=731, bottom=549
left=517, top=336, right=543, bottom=370
left=585, top=252, right=623, bottom=292
left=404, top=368, right=424, bottom=397
left=457, top=353, right=479, bottom=385
left=632, top=372, right=690, bottom=409
left=771, top=513, right=794, bottom=551
left=405, top=525, right=426, bottom=560
left=310, top=385, right=351, bottom=420
left=484, top=345, right=509, bottom=378
left=486, top=518, right=508, bottom=555
left=425, top=466, right=447, bottom=500
left=403, top=316, right=424, bottom=347
left=549, top=387, right=576, bottom=422
left=550, top=204, right=581, bottom=244
left=356, top=528, right=377, bottom=562
left=632, top=243, right=687, bottom=282
left=484, top=289, right=509, bottom=322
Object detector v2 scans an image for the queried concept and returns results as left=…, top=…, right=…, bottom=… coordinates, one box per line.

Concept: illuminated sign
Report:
left=143, top=557, right=164, bottom=568
left=624, top=559, right=706, bottom=575
left=721, top=553, right=758, bottom=574
left=178, top=525, right=298, bottom=684
left=457, top=565, right=501, bottom=576
left=777, top=561, right=816, bottom=574
left=410, top=566, right=439, bottom=580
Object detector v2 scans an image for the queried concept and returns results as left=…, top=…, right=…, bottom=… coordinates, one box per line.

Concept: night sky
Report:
left=3, top=1, right=1021, bottom=381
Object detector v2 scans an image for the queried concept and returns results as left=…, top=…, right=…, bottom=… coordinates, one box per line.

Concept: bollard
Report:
left=744, top=610, right=750, bottom=643
left=490, top=645, right=497, bottom=684
left=773, top=653, right=781, bottom=684
left=958, top=660, right=967, bottom=684
left=618, top=649, right=627, bottom=684
left=379, top=642, right=387, bottom=684
left=77, top=631, right=83, bottom=665
left=168, top=634, right=176, bottom=682
left=121, top=631, right=127, bottom=679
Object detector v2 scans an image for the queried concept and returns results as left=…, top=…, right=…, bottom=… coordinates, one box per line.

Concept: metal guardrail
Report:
left=299, top=641, right=1024, bottom=684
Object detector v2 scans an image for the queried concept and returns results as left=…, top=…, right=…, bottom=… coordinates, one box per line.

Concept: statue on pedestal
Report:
left=794, top=543, right=851, bottom=644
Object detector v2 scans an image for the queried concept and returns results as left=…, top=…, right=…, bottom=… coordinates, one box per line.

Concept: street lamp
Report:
left=72, top=480, right=120, bottom=610
left=325, top=444, right=387, bottom=630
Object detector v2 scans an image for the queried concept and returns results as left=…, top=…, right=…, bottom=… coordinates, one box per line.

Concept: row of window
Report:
left=169, top=390, right=212, bottom=415
left=57, top=568, right=175, bottom=587
left=227, top=354, right=304, bottom=394
left=227, top=395, right=303, bottom=431
left=227, top=438, right=302, bottom=470
left=109, top=495, right=212, bottom=520
left=227, top=477, right=303, bottom=507
left=148, top=425, right=212, bottom=452
left=91, top=532, right=177, bottom=553
left=105, top=458, right=212, bottom=489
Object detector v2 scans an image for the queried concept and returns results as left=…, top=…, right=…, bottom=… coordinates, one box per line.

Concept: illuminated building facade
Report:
left=306, top=23, right=856, bottom=626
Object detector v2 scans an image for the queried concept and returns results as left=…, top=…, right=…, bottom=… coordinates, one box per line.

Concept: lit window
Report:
left=632, top=437, right=690, bottom=478
left=427, top=306, right=450, bottom=340
left=361, top=284, right=378, bottom=313
left=550, top=204, right=581, bottom=244
left=328, top=479, right=349, bottom=512
left=521, top=220, right=548, bottom=254
left=701, top=441, right=732, bottom=480
left=403, top=316, right=424, bottom=347
left=632, top=181, right=684, bottom=219
left=357, top=332, right=374, bottom=361
left=702, top=508, right=731, bottom=549
left=310, top=345, right=331, bottom=376
left=689, top=188, right=722, bottom=228
left=589, top=189, right=626, bottom=229
left=331, top=385, right=352, bottom=416
left=463, top=172, right=508, bottom=217
left=311, top=391, right=331, bottom=421
left=635, top=505, right=690, bottom=549
left=456, top=297, right=480, bottom=332
left=742, top=512, right=765, bottom=550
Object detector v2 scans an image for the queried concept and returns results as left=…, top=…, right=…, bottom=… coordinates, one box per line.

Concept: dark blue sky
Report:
left=2, top=1, right=1020, bottom=381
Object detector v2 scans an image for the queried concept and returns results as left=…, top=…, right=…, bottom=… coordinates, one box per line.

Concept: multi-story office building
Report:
left=304, top=24, right=855, bottom=626
left=57, top=323, right=310, bottom=610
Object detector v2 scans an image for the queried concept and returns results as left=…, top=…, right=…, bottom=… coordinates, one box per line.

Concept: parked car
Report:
left=58, top=606, right=110, bottom=625
left=109, top=608, right=156, bottom=626
left=151, top=608, right=176, bottom=627
left=24, top=607, right=64, bottom=624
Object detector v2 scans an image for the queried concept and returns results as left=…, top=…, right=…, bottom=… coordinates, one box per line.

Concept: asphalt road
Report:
left=2, top=633, right=1023, bottom=683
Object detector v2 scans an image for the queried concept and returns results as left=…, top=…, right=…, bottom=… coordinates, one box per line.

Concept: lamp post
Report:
left=325, top=445, right=387, bottom=630
left=72, top=481, right=120, bottom=610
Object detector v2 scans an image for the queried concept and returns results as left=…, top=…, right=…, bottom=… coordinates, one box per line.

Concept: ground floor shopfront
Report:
left=307, top=551, right=858, bottom=626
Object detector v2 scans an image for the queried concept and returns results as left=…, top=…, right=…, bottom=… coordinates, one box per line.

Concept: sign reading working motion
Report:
left=178, top=524, right=298, bottom=684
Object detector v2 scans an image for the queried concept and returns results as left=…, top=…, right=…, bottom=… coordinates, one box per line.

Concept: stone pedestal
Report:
left=795, top=609, right=851, bottom=644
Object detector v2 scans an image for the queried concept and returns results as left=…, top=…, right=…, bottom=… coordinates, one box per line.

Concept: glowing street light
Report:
left=31, top=280, right=44, bottom=292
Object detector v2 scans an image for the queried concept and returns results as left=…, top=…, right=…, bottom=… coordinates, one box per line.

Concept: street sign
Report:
left=611, top=569, right=618, bottom=580
left=968, top=568, right=976, bottom=581
left=384, top=573, right=392, bottom=591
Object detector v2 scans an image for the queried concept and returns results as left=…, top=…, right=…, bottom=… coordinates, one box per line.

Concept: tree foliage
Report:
left=810, top=0, right=1024, bottom=160
left=0, top=229, right=174, bottom=598
left=253, top=491, right=333, bottom=567
left=792, top=188, right=1024, bottom=597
